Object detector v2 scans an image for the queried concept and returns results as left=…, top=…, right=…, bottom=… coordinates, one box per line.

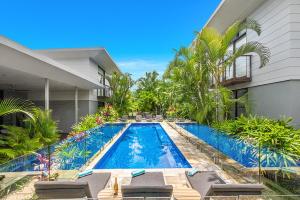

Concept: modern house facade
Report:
left=197, top=0, right=300, bottom=126
left=0, top=36, right=121, bottom=133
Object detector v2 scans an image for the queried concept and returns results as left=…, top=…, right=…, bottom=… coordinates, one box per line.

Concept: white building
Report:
left=198, top=0, right=300, bottom=126
left=0, top=36, right=121, bottom=133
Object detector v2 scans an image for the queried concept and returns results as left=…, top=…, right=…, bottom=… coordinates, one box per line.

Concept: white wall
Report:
left=230, top=0, right=300, bottom=90
left=51, top=57, right=100, bottom=85
left=27, top=90, right=91, bottom=101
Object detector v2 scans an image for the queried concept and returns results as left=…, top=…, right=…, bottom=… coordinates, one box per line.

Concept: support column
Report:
left=75, top=87, right=78, bottom=124
left=45, top=78, right=49, bottom=110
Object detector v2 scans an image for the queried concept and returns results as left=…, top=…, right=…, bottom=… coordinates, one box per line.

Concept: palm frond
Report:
left=240, top=18, right=261, bottom=36
left=231, top=41, right=271, bottom=67
left=0, top=98, right=35, bottom=119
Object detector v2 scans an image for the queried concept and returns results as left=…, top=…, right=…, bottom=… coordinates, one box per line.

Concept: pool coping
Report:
left=169, top=122, right=300, bottom=176
left=83, top=123, right=130, bottom=171
left=169, top=122, right=253, bottom=174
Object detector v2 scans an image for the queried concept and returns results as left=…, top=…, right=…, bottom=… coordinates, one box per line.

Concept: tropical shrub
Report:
left=99, top=104, right=118, bottom=122
left=213, top=115, right=300, bottom=168
left=72, top=113, right=103, bottom=133
left=27, top=109, right=60, bottom=180
left=0, top=126, right=42, bottom=163
left=0, top=108, right=59, bottom=167
left=27, top=109, right=59, bottom=147
left=166, top=106, right=176, bottom=118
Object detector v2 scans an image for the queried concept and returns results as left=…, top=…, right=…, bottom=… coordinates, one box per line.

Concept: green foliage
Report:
left=28, top=109, right=59, bottom=146
left=213, top=115, right=300, bottom=167
left=0, top=98, right=35, bottom=119
left=163, top=18, right=270, bottom=123
left=72, top=113, right=102, bottom=133
left=0, top=108, right=59, bottom=164
left=109, top=72, right=134, bottom=115
left=0, top=126, right=42, bottom=162
left=71, top=104, right=118, bottom=133
left=135, top=71, right=172, bottom=115
left=99, top=104, right=118, bottom=122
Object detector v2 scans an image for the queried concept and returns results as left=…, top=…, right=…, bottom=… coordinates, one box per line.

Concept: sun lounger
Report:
left=155, top=115, right=163, bottom=122
left=167, top=117, right=174, bottom=122
left=185, top=171, right=264, bottom=199
left=145, top=114, right=153, bottom=122
left=178, top=118, right=185, bottom=122
left=120, top=115, right=128, bottom=122
left=122, top=172, right=173, bottom=199
left=136, top=115, right=142, bottom=122
left=34, top=172, right=111, bottom=199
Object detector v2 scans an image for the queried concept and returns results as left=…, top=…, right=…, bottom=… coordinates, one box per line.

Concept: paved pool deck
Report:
left=94, top=122, right=243, bottom=199
left=3, top=121, right=258, bottom=199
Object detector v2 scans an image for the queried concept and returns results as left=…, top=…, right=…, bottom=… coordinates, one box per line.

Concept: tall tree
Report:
left=109, top=72, right=134, bottom=115
left=164, top=19, right=270, bottom=123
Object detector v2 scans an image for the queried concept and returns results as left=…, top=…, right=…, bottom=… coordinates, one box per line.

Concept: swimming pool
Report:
left=94, top=123, right=191, bottom=169
left=178, top=123, right=300, bottom=168
left=0, top=123, right=125, bottom=172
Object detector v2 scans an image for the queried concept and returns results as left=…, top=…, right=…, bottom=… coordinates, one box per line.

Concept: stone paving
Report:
left=2, top=121, right=249, bottom=199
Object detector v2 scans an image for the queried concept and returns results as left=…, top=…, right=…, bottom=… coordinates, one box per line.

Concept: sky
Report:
left=0, top=0, right=221, bottom=80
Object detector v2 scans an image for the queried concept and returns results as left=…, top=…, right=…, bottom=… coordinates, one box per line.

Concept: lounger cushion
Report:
left=34, top=181, right=92, bottom=199
left=122, top=172, right=173, bottom=197
left=130, top=172, right=165, bottom=186
left=207, top=184, right=265, bottom=196
left=122, top=185, right=173, bottom=197
left=185, top=171, right=225, bottom=197
left=34, top=172, right=111, bottom=199
left=77, top=172, right=111, bottom=198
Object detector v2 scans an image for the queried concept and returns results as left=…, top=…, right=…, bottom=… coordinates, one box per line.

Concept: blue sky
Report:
left=0, top=0, right=220, bottom=80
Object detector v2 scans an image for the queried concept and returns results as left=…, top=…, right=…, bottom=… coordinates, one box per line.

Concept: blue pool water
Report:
left=0, top=123, right=125, bottom=172
left=178, top=123, right=300, bottom=168
left=94, top=123, right=191, bottom=169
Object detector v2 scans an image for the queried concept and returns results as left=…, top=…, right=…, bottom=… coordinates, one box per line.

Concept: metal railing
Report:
left=2, top=194, right=300, bottom=200
left=222, top=55, right=252, bottom=85
left=97, top=85, right=112, bottom=98
left=0, top=124, right=125, bottom=173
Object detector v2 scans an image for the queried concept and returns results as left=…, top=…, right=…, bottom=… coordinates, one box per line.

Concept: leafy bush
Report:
left=0, top=126, right=42, bottom=163
left=71, top=113, right=103, bottom=133
left=213, top=115, right=300, bottom=167
left=98, top=104, right=118, bottom=122
left=0, top=108, right=59, bottom=165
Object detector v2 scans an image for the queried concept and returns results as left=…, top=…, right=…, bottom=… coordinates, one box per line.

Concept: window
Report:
left=231, top=88, right=248, bottom=118
left=98, top=66, right=105, bottom=85
left=224, top=31, right=250, bottom=81
left=225, top=44, right=234, bottom=80
left=235, top=35, right=247, bottom=49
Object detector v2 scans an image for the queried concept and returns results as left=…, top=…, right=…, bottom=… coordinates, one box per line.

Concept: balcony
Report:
left=97, top=85, right=112, bottom=98
left=222, top=55, right=252, bottom=86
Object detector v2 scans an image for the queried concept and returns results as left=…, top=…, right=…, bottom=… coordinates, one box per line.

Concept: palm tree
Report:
left=137, top=71, right=159, bottom=92
left=108, top=72, right=134, bottom=115
left=164, top=19, right=270, bottom=124
left=28, top=109, right=59, bottom=180
left=0, top=98, right=35, bottom=119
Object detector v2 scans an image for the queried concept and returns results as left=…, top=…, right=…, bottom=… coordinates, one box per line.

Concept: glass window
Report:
left=225, top=63, right=234, bottom=80
left=230, top=89, right=248, bottom=118
left=98, top=66, right=105, bottom=84
left=235, top=36, right=247, bottom=50
left=235, top=56, right=250, bottom=77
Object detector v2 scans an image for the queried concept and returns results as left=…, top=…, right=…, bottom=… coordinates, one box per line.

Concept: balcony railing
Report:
left=222, top=55, right=252, bottom=86
left=97, top=85, right=112, bottom=98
